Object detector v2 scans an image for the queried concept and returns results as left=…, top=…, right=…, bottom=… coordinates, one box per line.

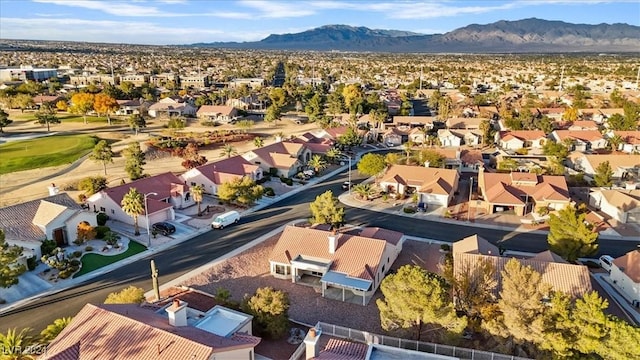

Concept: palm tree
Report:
left=307, top=154, right=327, bottom=174
left=39, top=317, right=72, bottom=344
left=0, top=328, right=36, bottom=360
left=253, top=137, right=264, bottom=148
left=120, top=188, right=144, bottom=236
left=191, top=184, right=204, bottom=216
left=403, top=140, right=415, bottom=164
left=608, top=134, right=623, bottom=152
left=352, top=183, right=375, bottom=200
left=325, top=148, right=342, bottom=164
left=220, top=144, right=237, bottom=159
left=273, top=131, right=286, bottom=142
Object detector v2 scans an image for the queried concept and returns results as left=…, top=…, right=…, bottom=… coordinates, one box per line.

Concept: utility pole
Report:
left=151, top=260, right=160, bottom=302
left=559, top=65, right=565, bottom=91
left=419, top=64, right=423, bottom=91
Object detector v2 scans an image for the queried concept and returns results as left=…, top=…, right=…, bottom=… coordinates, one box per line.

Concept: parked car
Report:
left=599, top=255, right=614, bottom=272
left=211, top=210, right=241, bottom=229
left=341, top=181, right=353, bottom=190
left=152, top=222, right=176, bottom=236
left=417, top=202, right=428, bottom=212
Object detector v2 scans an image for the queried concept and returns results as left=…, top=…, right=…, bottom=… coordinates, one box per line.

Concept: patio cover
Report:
left=321, top=271, right=372, bottom=291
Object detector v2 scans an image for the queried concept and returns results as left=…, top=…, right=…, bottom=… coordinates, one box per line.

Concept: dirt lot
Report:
left=0, top=111, right=319, bottom=206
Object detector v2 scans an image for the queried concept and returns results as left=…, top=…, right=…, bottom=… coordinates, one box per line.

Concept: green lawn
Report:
left=13, top=113, right=111, bottom=124
left=0, top=134, right=99, bottom=174
left=73, top=241, right=147, bottom=278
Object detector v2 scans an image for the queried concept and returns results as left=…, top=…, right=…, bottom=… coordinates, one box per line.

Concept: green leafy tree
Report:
left=377, top=265, right=466, bottom=341
left=497, top=157, right=518, bottom=171
left=0, top=229, right=27, bottom=289
left=123, top=142, right=146, bottom=181
left=357, top=153, right=386, bottom=177
left=0, top=109, right=13, bottom=132
left=235, top=119, right=254, bottom=133
left=416, top=149, right=445, bottom=168
left=594, top=160, right=613, bottom=187
left=90, top=140, right=114, bottom=176
left=324, top=148, right=342, bottom=164
left=167, top=116, right=186, bottom=129
left=220, top=144, right=238, bottom=159
left=342, top=83, right=363, bottom=114
left=0, top=328, right=36, bottom=360
left=309, top=190, right=345, bottom=228
left=218, top=176, right=263, bottom=206
left=69, top=92, right=94, bottom=124
left=120, top=188, right=144, bottom=236
left=78, top=176, right=107, bottom=195
left=483, top=259, right=551, bottom=350
left=34, top=104, right=60, bottom=132
left=191, top=184, right=204, bottom=216
left=93, top=93, right=119, bottom=125
left=608, top=134, right=623, bottom=152
left=442, top=257, right=497, bottom=324
left=336, top=127, right=361, bottom=148
left=479, top=119, right=493, bottom=145
left=547, top=205, right=598, bottom=262
left=14, top=93, right=34, bottom=113
left=242, top=287, right=289, bottom=339
left=268, top=88, right=287, bottom=108
left=104, top=285, right=145, bottom=304
left=39, top=317, right=72, bottom=344
left=305, top=92, right=325, bottom=122
left=385, top=152, right=401, bottom=166
left=572, top=291, right=609, bottom=356
left=264, top=105, right=280, bottom=126
left=326, top=91, right=345, bottom=115
left=128, top=114, right=146, bottom=135
left=307, top=154, right=327, bottom=173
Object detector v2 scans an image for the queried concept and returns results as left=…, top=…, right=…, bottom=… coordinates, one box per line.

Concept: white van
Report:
left=599, top=255, right=614, bottom=272
left=211, top=211, right=240, bottom=229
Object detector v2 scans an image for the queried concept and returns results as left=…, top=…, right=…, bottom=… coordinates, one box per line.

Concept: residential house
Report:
left=196, top=105, right=239, bottom=124
left=226, top=95, right=261, bottom=110
left=87, top=172, right=192, bottom=229
left=477, top=166, right=571, bottom=216
left=268, top=225, right=405, bottom=305
left=180, top=155, right=263, bottom=196
left=242, top=141, right=310, bottom=178
left=179, top=75, right=210, bottom=89
left=383, top=116, right=437, bottom=131
left=43, top=300, right=261, bottom=360
left=0, top=193, right=96, bottom=259
left=599, top=108, right=625, bottom=125
left=32, top=95, right=63, bottom=109
left=115, top=99, right=143, bottom=116
left=378, top=164, right=460, bottom=206
left=537, top=108, right=565, bottom=121
left=567, top=120, right=599, bottom=131
left=568, top=153, right=639, bottom=180
left=291, top=132, right=334, bottom=155
left=497, top=130, right=547, bottom=150
left=148, top=97, right=197, bottom=118
left=550, top=130, right=608, bottom=151
left=609, top=131, right=640, bottom=153
left=382, top=127, right=408, bottom=146
left=610, top=250, right=640, bottom=304
left=437, top=129, right=462, bottom=147
left=228, top=78, right=266, bottom=89
left=446, top=117, right=486, bottom=130
left=315, top=126, right=351, bottom=142
left=119, top=74, right=149, bottom=86
left=453, top=234, right=592, bottom=299
left=589, top=189, right=640, bottom=224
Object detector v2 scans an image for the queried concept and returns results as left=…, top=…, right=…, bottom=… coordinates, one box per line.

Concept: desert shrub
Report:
left=264, top=187, right=275, bottom=197
left=96, top=212, right=109, bottom=226
left=403, top=206, right=416, bottom=214
left=72, top=250, right=82, bottom=258
left=95, top=226, right=111, bottom=239
left=78, top=176, right=107, bottom=195
left=104, top=286, right=145, bottom=304
left=85, top=246, right=94, bottom=252
left=269, top=167, right=278, bottom=176
left=70, top=259, right=81, bottom=266
left=440, top=244, right=451, bottom=251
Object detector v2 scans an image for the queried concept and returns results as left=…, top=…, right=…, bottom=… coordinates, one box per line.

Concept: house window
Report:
left=275, top=264, right=287, bottom=275
left=111, top=209, right=115, bottom=214
left=100, top=207, right=106, bottom=212
left=190, top=182, right=196, bottom=186
left=381, top=264, right=385, bottom=273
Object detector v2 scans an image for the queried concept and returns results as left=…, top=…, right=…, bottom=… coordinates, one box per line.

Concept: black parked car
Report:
left=152, top=222, right=176, bottom=236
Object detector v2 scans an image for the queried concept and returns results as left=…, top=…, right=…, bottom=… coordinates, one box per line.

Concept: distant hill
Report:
left=192, top=18, right=640, bottom=53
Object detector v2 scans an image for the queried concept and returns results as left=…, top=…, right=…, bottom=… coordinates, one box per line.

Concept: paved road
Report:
left=2, top=171, right=638, bottom=333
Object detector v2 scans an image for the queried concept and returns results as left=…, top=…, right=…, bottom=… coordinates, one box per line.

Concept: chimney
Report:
left=304, top=326, right=322, bottom=360
left=165, top=299, right=188, bottom=327
left=424, top=160, right=430, bottom=168
left=48, top=183, right=59, bottom=196
left=328, top=233, right=338, bottom=254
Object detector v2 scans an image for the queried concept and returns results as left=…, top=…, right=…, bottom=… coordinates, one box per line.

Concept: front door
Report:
left=53, top=228, right=66, bottom=246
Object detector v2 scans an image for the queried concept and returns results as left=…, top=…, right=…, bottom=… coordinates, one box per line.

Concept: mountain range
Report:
left=192, top=18, right=640, bottom=53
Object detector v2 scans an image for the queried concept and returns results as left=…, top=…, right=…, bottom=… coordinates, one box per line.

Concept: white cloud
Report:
left=0, top=17, right=237, bottom=44
left=33, top=0, right=169, bottom=17
left=236, top=0, right=317, bottom=18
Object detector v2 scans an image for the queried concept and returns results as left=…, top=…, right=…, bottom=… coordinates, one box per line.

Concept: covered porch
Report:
left=290, top=255, right=331, bottom=285
left=321, top=271, right=373, bottom=306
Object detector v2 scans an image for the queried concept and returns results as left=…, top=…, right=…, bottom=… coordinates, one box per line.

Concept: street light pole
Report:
left=348, top=156, right=352, bottom=195
left=144, top=192, right=158, bottom=248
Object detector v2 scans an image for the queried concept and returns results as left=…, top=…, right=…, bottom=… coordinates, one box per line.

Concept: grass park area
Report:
left=73, top=240, right=147, bottom=278
left=0, top=134, right=99, bottom=174
left=12, top=112, right=113, bottom=124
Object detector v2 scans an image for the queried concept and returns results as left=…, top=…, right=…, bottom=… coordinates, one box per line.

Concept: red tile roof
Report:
left=553, top=130, right=604, bottom=142
left=315, top=338, right=368, bottom=360
left=453, top=234, right=499, bottom=255
left=613, top=250, right=640, bottom=283
left=499, top=130, right=546, bottom=141
left=100, top=172, right=183, bottom=214
left=480, top=172, right=569, bottom=205
left=191, top=155, right=259, bottom=185
left=380, top=165, right=459, bottom=196
left=358, top=227, right=404, bottom=246
left=196, top=105, right=236, bottom=116
left=269, top=226, right=400, bottom=281
left=44, top=303, right=259, bottom=360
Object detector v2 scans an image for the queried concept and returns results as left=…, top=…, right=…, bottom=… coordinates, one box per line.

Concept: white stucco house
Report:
left=610, top=250, right=640, bottom=304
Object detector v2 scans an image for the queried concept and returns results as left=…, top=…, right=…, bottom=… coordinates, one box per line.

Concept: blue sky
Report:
left=1, top=0, right=638, bottom=45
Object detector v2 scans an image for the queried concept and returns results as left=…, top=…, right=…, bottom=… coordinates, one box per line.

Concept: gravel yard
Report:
left=182, top=232, right=441, bottom=336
